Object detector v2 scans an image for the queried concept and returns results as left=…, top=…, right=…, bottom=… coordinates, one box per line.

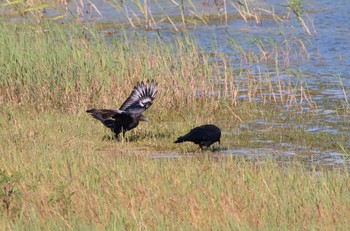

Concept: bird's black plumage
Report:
left=174, top=124, right=221, bottom=149
left=86, top=80, right=157, bottom=139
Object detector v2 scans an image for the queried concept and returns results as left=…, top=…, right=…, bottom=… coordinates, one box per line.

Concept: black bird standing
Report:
left=86, top=80, right=157, bottom=139
left=174, top=124, right=221, bottom=149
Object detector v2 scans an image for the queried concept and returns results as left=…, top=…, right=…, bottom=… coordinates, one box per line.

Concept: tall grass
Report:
left=0, top=21, right=318, bottom=114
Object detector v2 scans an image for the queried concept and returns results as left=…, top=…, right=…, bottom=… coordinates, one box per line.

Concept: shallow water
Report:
left=152, top=148, right=349, bottom=171
left=44, top=0, right=349, bottom=96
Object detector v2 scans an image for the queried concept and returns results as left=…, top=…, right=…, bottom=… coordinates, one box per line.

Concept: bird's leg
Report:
left=200, top=145, right=212, bottom=152
left=212, top=143, right=221, bottom=152
left=199, top=145, right=206, bottom=150
left=122, top=131, right=128, bottom=142
left=214, top=141, right=221, bottom=151
left=114, top=133, right=121, bottom=142
left=102, top=135, right=114, bottom=141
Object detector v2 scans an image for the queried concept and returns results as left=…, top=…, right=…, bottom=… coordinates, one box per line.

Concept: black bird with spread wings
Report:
left=174, top=124, right=221, bottom=149
left=87, top=80, right=157, bottom=139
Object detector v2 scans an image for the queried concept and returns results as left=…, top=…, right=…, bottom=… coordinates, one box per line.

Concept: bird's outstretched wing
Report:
left=119, top=80, right=157, bottom=114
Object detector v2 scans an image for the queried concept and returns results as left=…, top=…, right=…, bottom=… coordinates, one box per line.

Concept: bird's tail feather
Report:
left=86, top=110, right=104, bottom=123
left=86, top=109, right=116, bottom=129
left=86, top=108, right=120, bottom=119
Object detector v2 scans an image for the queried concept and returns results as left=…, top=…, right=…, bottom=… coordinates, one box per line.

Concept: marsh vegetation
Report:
left=0, top=0, right=349, bottom=230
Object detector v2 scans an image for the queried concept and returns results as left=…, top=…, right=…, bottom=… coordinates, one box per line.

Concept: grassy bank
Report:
left=0, top=21, right=349, bottom=230
left=1, top=105, right=349, bottom=230
left=1, top=126, right=349, bottom=230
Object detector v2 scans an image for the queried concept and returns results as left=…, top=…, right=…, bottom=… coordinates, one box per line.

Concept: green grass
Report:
left=0, top=21, right=349, bottom=230
left=1, top=105, right=349, bottom=230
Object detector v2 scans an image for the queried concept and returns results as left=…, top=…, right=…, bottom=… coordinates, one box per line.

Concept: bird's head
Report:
left=139, top=114, right=148, bottom=122
left=132, top=113, right=148, bottom=122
